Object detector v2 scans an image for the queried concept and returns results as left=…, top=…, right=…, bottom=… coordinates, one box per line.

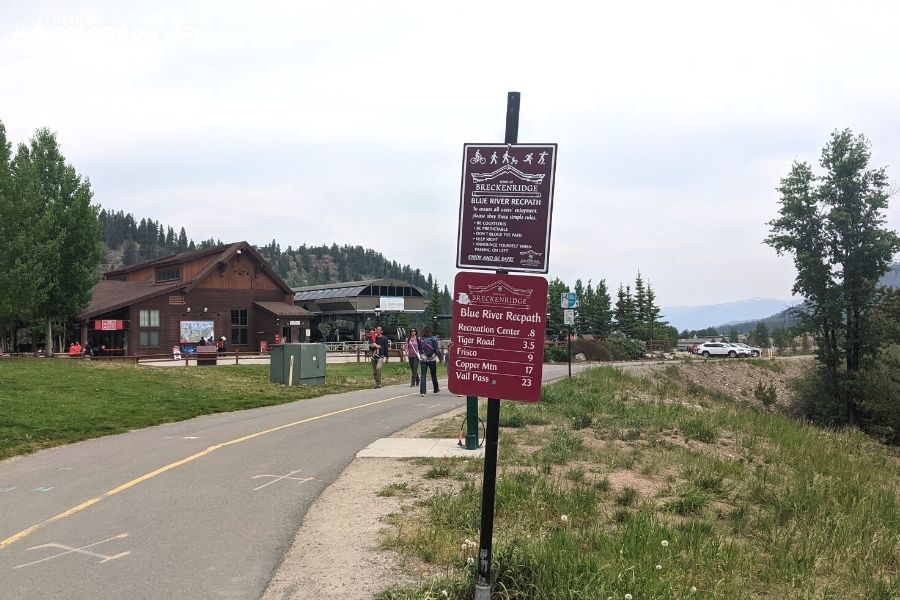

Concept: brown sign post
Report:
left=457, top=144, right=557, bottom=273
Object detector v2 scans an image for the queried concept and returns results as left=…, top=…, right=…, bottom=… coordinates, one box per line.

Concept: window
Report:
left=156, top=267, right=180, bottom=283
left=139, top=309, right=160, bottom=347
left=231, top=309, right=248, bottom=345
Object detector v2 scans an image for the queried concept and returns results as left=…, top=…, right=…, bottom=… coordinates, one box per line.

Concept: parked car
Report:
left=733, top=342, right=761, bottom=357
left=726, top=343, right=752, bottom=357
left=694, top=342, right=740, bottom=358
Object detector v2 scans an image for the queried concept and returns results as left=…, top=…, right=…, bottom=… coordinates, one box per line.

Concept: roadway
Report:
left=0, top=363, right=585, bottom=599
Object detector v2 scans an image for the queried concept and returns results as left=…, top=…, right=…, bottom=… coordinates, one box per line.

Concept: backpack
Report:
left=420, top=337, right=436, bottom=358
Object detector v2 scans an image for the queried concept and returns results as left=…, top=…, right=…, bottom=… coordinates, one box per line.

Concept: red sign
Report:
left=457, top=144, right=557, bottom=273
left=95, top=319, right=123, bottom=331
left=448, top=272, right=548, bottom=403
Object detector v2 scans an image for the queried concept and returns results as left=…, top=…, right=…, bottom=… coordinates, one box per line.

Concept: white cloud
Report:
left=2, top=0, right=899, bottom=307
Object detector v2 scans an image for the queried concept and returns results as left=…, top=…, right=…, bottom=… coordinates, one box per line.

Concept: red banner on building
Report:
left=448, top=272, right=548, bottom=403
left=95, top=319, right=124, bottom=331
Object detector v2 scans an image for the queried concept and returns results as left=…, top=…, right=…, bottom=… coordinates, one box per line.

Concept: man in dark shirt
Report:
left=371, top=325, right=389, bottom=388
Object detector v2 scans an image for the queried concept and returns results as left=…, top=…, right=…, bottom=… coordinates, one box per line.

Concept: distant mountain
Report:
left=663, top=298, right=800, bottom=332
left=673, top=262, right=900, bottom=334
left=880, top=262, right=900, bottom=288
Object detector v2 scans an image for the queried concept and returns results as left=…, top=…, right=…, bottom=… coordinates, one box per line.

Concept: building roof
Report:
left=292, top=278, right=425, bottom=302
left=253, top=301, right=311, bottom=318
left=80, top=279, right=184, bottom=319
left=79, top=241, right=293, bottom=319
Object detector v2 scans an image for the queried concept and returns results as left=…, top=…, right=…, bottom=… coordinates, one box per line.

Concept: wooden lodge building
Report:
left=77, top=242, right=311, bottom=357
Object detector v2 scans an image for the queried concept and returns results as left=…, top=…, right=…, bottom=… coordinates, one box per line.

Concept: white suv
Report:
left=733, top=343, right=761, bottom=357
left=694, top=342, right=741, bottom=358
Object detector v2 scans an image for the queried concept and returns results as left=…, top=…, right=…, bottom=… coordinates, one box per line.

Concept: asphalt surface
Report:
left=0, top=363, right=584, bottom=600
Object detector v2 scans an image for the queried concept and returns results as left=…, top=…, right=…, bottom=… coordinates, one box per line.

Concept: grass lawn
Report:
left=376, top=366, right=900, bottom=600
left=0, top=358, right=423, bottom=460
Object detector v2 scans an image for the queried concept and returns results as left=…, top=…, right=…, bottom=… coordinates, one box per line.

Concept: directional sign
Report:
left=457, top=144, right=558, bottom=273
left=448, top=272, right=548, bottom=403
left=561, top=292, right=577, bottom=309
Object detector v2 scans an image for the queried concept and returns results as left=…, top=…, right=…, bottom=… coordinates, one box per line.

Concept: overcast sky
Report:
left=3, top=1, right=899, bottom=310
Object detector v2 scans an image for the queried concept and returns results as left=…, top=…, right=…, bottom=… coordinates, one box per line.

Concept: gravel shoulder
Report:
left=262, top=406, right=467, bottom=600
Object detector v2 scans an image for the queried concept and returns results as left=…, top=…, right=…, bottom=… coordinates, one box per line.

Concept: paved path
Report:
left=0, top=363, right=585, bottom=599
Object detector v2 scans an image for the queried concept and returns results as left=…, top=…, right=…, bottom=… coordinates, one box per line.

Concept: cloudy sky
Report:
left=3, top=1, right=899, bottom=311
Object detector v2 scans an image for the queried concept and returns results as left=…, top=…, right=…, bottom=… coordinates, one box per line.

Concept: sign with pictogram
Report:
left=448, top=271, right=548, bottom=403
left=457, top=144, right=557, bottom=273
left=563, top=309, right=575, bottom=325
left=561, top=292, right=577, bottom=308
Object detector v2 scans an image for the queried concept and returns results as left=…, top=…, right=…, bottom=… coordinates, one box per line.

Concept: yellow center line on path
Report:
left=0, top=392, right=417, bottom=551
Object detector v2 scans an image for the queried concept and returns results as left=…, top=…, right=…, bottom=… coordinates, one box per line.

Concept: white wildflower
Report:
left=560, top=514, right=569, bottom=523
left=467, top=557, right=474, bottom=566
left=655, top=564, right=662, bottom=571
left=625, top=594, right=633, bottom=600
left=441, top=591, right=449, bottom=598
left=661, top=540, right=669, bottom=547
left=690, top=587, right=697, bottom=593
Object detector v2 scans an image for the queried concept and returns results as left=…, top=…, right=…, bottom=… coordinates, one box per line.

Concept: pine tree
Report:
left=592, top=279, right=613, bottom=339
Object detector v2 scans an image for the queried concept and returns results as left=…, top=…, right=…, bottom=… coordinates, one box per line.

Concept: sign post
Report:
left=563, top=308, right=575, bottom=378
left=454, top=92, right=557, bottom=600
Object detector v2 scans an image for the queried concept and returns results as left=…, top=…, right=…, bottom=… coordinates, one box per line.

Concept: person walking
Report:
left=371, top=325, right=389, bottom=389
left=418, top=325, right=443, bottom=397
left=405, top=328, right=421, bottom=387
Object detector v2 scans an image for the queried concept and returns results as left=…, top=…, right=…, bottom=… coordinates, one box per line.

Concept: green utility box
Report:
left=270, top=343, right=326, bottom=385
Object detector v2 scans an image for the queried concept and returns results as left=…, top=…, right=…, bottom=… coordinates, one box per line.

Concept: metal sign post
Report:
left=455, top=92, right=557, bottom=599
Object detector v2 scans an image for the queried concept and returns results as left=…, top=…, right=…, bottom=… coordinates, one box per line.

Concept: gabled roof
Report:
left=80, top=279, right=185, bottom=319
left=79, top=241, right=293, bottom=319
left=253, top=301, right=311, bottom=318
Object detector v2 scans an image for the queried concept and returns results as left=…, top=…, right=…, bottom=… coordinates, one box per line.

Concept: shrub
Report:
left=606, top=337, right=645, bottom=360
left=859, top=344, right=900, bottom=444
left=753, top=380, right=778, bottom=407
left=544, top=345, right=569, bottom=362
left=571, top=339, right=613, bottom=361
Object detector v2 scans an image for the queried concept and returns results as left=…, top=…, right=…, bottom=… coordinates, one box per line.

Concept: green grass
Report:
left=0, top=358, right=411, bottom=459
left=382, top=365, right=900, bottom=598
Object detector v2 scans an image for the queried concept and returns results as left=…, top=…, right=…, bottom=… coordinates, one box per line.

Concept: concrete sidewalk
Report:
left=357, top=437, right=485, bottom=458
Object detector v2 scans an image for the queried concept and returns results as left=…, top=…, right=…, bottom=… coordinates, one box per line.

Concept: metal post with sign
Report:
left=452, top=92, right=557, bottom=600
left=561, top=293, right=577, bottom=378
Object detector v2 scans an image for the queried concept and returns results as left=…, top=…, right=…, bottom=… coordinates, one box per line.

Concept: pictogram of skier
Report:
left=538, top=151, right=548, bottom=164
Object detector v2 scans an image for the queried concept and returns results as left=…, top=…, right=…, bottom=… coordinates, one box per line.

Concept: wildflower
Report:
left=661, top=540, right=669, bottom=547
left=441, top=591, right=449, bottom=598
left=560, top=514, right=569, bottom=523
left=690, top=587, right=697, bottom=593
left=467, top=557, right=474, bottom=566
left=655, top=564, right=662, bottom=571
left=625, top=594, right=633, bottom=600
left=461, top=544, right=468, bottom=550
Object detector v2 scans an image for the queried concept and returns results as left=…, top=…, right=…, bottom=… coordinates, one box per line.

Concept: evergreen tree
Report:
left=573, top=279, right=588, bottom=332
left=177, top=227, right=188, bottom=251
left=633, top=271, right=647, bottom=332
left=767, top=129, right=900, bottom=424
left=591, top=279, right=613, bottom=339
left=546, top=278, right=568, bottom=339
left=614, top=285, right=636, bottom=337
left=424, top=281, right=444, bottom=336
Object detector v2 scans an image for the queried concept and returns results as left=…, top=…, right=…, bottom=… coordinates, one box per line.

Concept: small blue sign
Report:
left=561, top=292, right=578, bottom=309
